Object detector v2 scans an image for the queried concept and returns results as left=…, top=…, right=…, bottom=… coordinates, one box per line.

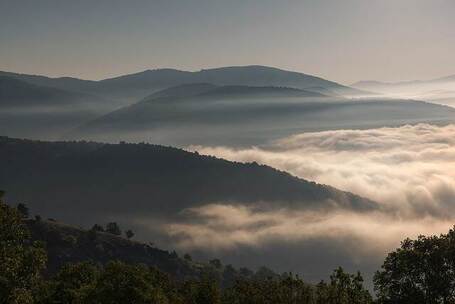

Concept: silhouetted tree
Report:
left=91, top=224, right=104, bottom=232
left=374, top=227, right=455, bottom=304
left=16, top=203, right=29, bottom=218
left=125, top=229, right=134, bottom=239
left=209, top=259, right=222, bottom=269
left=105, top=222, right=121, bottom=236
left=184, top=253, right=192, bottom=261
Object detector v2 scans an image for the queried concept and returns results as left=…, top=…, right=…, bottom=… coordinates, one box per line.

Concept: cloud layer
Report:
left=154, top=123, right=455, bottom=281
left=119, top=123, right=455, bottom=284
left=190, top=123, right=455, bottom=219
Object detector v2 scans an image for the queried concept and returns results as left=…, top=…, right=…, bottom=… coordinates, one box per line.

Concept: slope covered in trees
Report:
left=0, top=136, right=377, bottom=232
left=7, top=188, right=455, bottom=303
left=1, top=192, right=374, bottom=304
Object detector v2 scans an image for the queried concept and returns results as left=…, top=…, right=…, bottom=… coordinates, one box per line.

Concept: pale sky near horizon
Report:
left=1, top=0, right=454, bottom=84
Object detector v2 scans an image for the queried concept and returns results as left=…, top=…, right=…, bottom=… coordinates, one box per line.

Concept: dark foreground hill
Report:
left=0, top=136, right=377, bottom=236
left=26, top=217, right=274, bottom=287
left=27, top=218, right=201, bottom=278
left=1, top=197, right=374, bottom=303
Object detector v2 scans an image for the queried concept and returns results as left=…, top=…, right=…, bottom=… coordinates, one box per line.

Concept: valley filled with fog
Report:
left=2, top=66, right=455, bottom=288
left=4, top=2, right=455, bottom=302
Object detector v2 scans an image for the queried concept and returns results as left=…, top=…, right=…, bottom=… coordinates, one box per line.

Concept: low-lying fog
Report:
left=354, top=80, right=455, bottom=108
left=160, top=123, right=455, bottom=284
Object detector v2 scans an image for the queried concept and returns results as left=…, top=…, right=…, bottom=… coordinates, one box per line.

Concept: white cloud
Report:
left=189, top=123, right=455, bottom=219
left=163, top=203, right=454, bottom=263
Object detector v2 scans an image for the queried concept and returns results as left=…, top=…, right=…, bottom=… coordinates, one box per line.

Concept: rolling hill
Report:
left=352, top=75, right=455, bottom=107
left=23, top=216, right=278, bottom=287
left=0, top=136, right=377, bottom=239
left=0, top=76, right=108, bottom=108
left=91, top=65, right=369, bottom=101
left=69, top=83, right=455, bottom=147
left=0, top=76, right=114, bottom=139
left=0, top=65, right=368, bottom=104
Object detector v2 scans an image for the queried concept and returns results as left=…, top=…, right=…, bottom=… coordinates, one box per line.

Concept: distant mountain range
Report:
left=0, top=76, right=95, bottom=108
left=68, top=82, right=455, bottom=146
left=352, top=74, right=455, bottom=90
left=2, top=66, right=455, bottom=144
left=352, top=75, right=455, bottom=108
left=0, top=76, right=116, bottom=140
left=0, top=65, right=368, bottom=104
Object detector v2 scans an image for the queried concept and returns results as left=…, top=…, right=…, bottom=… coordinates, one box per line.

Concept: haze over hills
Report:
left=0, top=76, right=114, bottom=139
left=95, top=65, right=369, bottom=100
left=0, top=135, right=380, bottom=283
left=2, top=65, right=455, bottom=147
left=0, top=76, right=108, bottom=109
left=352, top=74, right=455, bottom=107
left=0, top=70, right=97, bottom=95
left=0, top=65, right=367, bottom=104
left=68, top=82, right=455, bottom=147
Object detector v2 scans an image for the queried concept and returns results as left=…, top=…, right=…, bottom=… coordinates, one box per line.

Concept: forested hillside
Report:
left=0, top=136, right=376, bottom=232
left=1, top=192, right=374, bottom=304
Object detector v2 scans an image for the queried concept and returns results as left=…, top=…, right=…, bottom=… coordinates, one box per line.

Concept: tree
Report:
left=328, top=267, right=372, bottom=304
left=0, top=191, right=47, bottom=303
left=184, top=253, right=192, bottom=262
left=374, top=228, right=455, bottom=304
left=42, top=262, right=100, bottom=303
left=209, top=259, right=222, bottom=269
left=125, top=229, right=134, bottom=239
left=182, top=277, right=221, bottom=304
left=90, top=261, right=169, bottom=304
left=16, top=203, right=29, bottom=218
left=91, top=224, right=104, bottom=232
left=105, top=222, right=121, bottom=236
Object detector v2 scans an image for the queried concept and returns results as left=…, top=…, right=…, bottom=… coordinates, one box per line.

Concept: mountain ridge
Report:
left=0, top=65, right=368, bottom=103
left=0, top=135, right=378, bottom=234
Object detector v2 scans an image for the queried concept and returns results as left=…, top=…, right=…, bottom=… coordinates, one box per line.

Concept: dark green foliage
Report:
left=89, top=261, right=170, bottom=304
left=105, top=222, right=121, bottom=236
left=0, top=192, right=46, bottom=304
left=374, top=226, right=455, bottom=304
left=39, top=262, right=100, bottom=303
left=326, top=267, right=373, bottom=304
left=181, top=276, right=221, bottom=304
left=223, top=270, right=372, bottom=304
left=1, top=191, right=375, bottom=304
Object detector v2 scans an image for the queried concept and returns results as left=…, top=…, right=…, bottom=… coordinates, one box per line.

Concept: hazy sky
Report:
left=1, top=0, right=454, bottom=84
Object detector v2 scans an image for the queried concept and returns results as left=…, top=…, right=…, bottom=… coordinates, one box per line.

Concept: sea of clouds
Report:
left=170, top=124, right=455, bottom=259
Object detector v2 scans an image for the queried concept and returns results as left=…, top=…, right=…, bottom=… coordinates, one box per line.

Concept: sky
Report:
left=1, top=0, right=454, bottom=84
